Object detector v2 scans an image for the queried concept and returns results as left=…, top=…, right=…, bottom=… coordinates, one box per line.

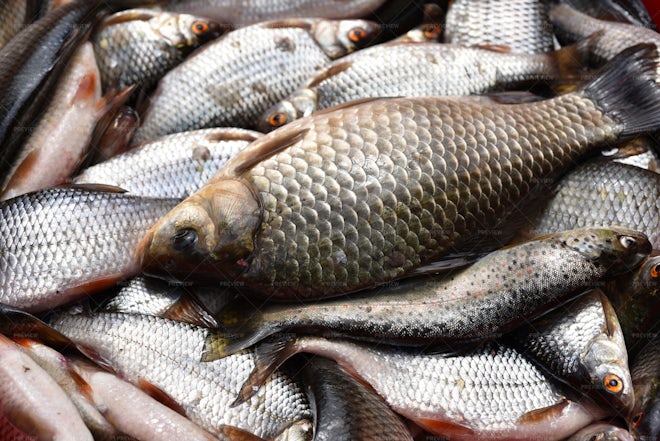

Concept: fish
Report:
left=300, top=356, right=414, bottom=441
left=74, top=128, right=261, bottom=198
left=566, top=422, right=635, bottom=441
left=257, top=38, right=593, bottom=132
left=238, top=335, right=607, bottom=441
left=0, top=186, right=180, bottom=312
left=509, top=289, right=634, bottom=416
left=550, top=4, right=660, bottom=78
left=521, top=160, right=660, bottom=249
left=628, top=335, right=660, bottom=441
left=0, top=42, right=105, bottom=201
left=162, top=0, right=388, bottom=26
left=93, top=9, right=223, bottom=92
left=601, top=136, right=660, bottom=173
left=131, top=18, right=381, bottom=143
left=204, top=228, right=651, bottom=359
left=444, top=0, right=555, bottom=54
left=0, top=333, right=93, bottom=440
left=606, top=255, right=660, bottom=359
left=48, top=311, right=313, bottom=440
left=138, top=44, right=660, bottom=299
left=70, top=358, right=218, bottom=441
left=0, top=0, right=44, bottom=49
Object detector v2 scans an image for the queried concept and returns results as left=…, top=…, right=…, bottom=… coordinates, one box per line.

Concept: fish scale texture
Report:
left=133, top=24, right=335, bottom=143
left=244, top=95, right=617, bottom=294
left=0, top=188, right=178, bottom=311
left=528, top=161, right=660, bottom=248
left=49, top=312, right=312, bottom=440
left=445, top=0, right=554, bottom=54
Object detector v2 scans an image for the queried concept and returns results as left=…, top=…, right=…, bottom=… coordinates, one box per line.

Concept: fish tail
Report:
left=231, top=334, right=301, bottom=406
left=581, top=43, right=660, bottom=137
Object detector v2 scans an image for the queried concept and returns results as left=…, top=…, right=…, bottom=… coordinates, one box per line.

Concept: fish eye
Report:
left=423, top=24, right=442, bottom=40
left=268, top=112, right=288, bottom=127
left=192, top=21, right=210, bottom=36
left=171, top=228, right=198, bottom=252
left=618, top=235, right=636, bottom=248
left=348, top=27, right=367, bottom=43
left=650, top=263, right=660, bottom=279
left=631, top=412, right=644, bottom=427
left=603, top=374, right=623, bottom=394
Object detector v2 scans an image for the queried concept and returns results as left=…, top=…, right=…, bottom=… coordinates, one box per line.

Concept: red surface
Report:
left=643, top=0, right=660, bottom=28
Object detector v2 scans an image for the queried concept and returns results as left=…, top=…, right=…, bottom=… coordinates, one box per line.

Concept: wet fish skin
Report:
left=510, top=290, right=634, bottom=415
left=0, top=334, right=93, bottom=440
left=301, top=356, right=413, bottom=441
left=163, top=0, right=388, bottom=26
left=0, top=186, right=180, bottom=312
left=93, top=9, right=223, bottom=92
left=0, top=42, right=102, bottom=201
left=444, top=0, right=555, bottom=54
left=566, top=422, right=634, bottom=441
left=207, top=228, right=651, bottom=358
left=0, top=0, right=42, bottom=49
left=49, top=311, right=313, bottom=440
left=74, top=128, right=260, bottom=198
left=131, top=18, right=381, bottom=143
left=241, top=336, right=607, bottom=441
left=139, top=44, right=660, bottom=298
left=257, top=39, right=592, bottom=132
left=523, top=160, right=660, bottom=249
left=627, top=335, right=660, bottom=441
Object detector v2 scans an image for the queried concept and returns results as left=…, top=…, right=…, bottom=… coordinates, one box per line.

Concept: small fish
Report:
left=301, top=356, right=414, bottom=441
left=131, top=18, right=381, bottom=143
left=93, top=9, right=223, bottom=92
left=628, top=335, right=660, bottom=441
left=522, top=160, right=660, bottom=249
left=444, top=0, right=555, bottom=54
left=0, top=334, right=93, bottom=440
left=139, top=44, right=660, bottom=299
left=566, top=422, right=635, bottom=441
left=510, top=290, right=634, bottom=415
left=238, top=335, right=607, bottom=441
left=70, top=358, right=218, bottom=441
left=74, top=128, right=260, bottom=198
left=0, top=186, right=180, bottom=312
left=163, top=0, right=388, bottom=26
left=204, top=228, right=650, bottom=359
left=49, top=311, right=313, bottom=440
left=257, top=39, right=593, bottom=132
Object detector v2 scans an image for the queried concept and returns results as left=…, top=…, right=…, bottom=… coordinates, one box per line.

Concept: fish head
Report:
left=138, top=178, right=261, bottom=282
left=153, top=12, right=223, bottom=50
left=631, top=255, right=660, bottom=294
left=560, top=228, right=652, bottom=278
left=257, top=89, right=317, bottom=133
left=311, top=19, right=381, bottom=59
left=628, top=380, right=660, bottom=441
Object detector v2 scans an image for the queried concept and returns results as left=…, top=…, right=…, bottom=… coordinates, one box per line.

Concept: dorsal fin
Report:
left=98, top=9, right=158, bottom=28
left=262, top=19, right=312, bottom=31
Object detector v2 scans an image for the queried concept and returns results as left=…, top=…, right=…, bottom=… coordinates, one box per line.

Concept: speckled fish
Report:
left=257, top=39, right=592, bottom=132
left=566, top=422, right=635, bottom=441
left=522, top=160, right=660, bottom=249
left=0, top=42, right=106, bottom=201
left=131, top=18, right=381, bottom=143
left=238, top=336, right=607, bottom=441
left=0, top=334, right=93, bottom=440
left=93, top=9, right=222, bottom=92
left=444, top=0, right=555, bottom=54
left=139, top=44, right=660, bottom=299
left=205, top=228, right=650, bottom=359
left=301, top=356, right=413, bottom=441
left=0, top=0, right=44, bottom=49
left=70, top=358, right=218, bottom=441
left=163, top=0, right=388, bottom=26
left=0, top=186, right=180, bottom=312
left=49, top=311, right=312, bottom=440
left=510, top=290, right=634, bottom=415
left=550, top=4, right=660, bottom=79
left=75, top=128, right=260, bottom=198
left=606, top=255, right=660, bottom=359
left=628, top=335, right=660, bottom=441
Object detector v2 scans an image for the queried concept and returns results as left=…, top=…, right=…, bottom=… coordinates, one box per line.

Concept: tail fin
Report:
left=232, top=334, right=302, bottom=406
left=581, top=43, right=660, bottom=137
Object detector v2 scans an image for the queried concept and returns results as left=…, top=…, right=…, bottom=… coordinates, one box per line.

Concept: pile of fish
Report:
left=0, top=0, right=659, bottom=440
